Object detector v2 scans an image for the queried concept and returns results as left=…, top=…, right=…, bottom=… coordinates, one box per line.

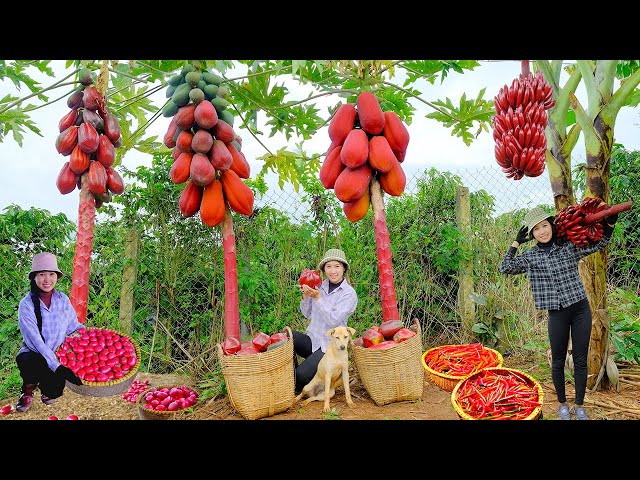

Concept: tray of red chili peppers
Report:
left=421, top=343, right=503, bottom=392
left=451, top=367, right=544, bottom=420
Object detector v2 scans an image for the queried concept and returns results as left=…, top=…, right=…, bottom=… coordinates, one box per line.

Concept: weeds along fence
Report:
left=2, top=161, right=638, bottom=394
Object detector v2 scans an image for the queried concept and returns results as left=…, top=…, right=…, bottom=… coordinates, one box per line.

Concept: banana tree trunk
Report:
left=69, top=174, right=95, bottom=324
left=221, top=207, right=241, bottom=340
left=538, top=60, right=640, bottom=390
left=369, top=178, right=400, bottom=322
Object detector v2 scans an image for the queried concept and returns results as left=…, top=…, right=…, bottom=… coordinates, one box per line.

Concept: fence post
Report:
left=456, top=185, right=475, bottom=340
left=119, top=226, right=140, bottom=335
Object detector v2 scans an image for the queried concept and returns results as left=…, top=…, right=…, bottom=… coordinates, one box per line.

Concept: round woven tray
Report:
left=136, top=385, right=198, bottom=420
left=451, top=367, right=544, bottom=420
left=421, top=344, right=503, bottom=392
left=60, top=330, right=142, bottom=397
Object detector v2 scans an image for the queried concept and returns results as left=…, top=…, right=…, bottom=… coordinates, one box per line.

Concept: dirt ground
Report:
left=1, top=355, right=639, bottom=422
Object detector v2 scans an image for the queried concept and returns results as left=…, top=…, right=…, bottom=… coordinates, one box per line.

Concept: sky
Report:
left=1, top=60, right=639, bottom=223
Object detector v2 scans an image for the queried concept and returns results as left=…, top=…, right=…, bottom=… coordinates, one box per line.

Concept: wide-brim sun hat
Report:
left=524, top=207, right=555, bottom=240
left=28, top=252, right=64, bottom=279
left=317, top=248, right=349, bottom=272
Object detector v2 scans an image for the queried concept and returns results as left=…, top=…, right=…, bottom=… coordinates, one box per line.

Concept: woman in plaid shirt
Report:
left=500, top=206, right=618, bottom=420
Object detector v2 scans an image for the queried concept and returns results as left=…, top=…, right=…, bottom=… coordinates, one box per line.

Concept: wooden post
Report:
left=456, top=185, right=475, bottom=340
left=118, top=226, right=140, bottom=335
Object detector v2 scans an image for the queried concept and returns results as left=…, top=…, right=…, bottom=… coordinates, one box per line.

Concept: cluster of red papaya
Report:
left=163, top=63, right=253, bottom=226
left=221, top=331, right=289, bottom=356
left=353, top=319, right=417, bottom=350
left=54, top=68, right=125, bottom=208
left=492, top=69, right=555, bottom=180
left=321, top=91, right=410, bottom=222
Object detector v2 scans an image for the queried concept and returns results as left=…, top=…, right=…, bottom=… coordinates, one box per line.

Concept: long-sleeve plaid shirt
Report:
left=300, top=279, right=358, bottom=353
left=17, top=290, right=83, bottom=372
left=499, top=229, right=613, bottom=311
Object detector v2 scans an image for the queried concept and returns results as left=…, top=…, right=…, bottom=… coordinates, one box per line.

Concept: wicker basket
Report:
left=352, top=320, right=424, bottom=406
left=63, top=332, right=141, bottom=397
left=136, top=385, right=198, bottom=420
left=451, top=367, right=544, bottom=420
left=421, top=344, right=503, bottom=392
left=217, top=326, right=295, bottom=420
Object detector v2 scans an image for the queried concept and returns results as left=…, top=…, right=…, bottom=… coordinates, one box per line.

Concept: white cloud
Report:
left=1, top=60, right=638, bottom=223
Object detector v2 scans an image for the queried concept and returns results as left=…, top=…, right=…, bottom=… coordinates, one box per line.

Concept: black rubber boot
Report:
left=16, top=383, right=37, bottom=412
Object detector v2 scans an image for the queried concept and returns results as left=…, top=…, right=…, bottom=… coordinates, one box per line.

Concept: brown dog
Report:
left=293, top=326, right=356, bottom=413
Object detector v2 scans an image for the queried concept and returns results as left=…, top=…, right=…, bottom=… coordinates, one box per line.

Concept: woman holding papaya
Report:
left=293, top=248, right=358, bottom=394
left=499, top=207, right=618, bottom=420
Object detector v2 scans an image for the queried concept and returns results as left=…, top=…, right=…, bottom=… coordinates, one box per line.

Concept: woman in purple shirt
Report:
left=15, top=252, right=83, bottom=412
left=293, top=248, right=358, bottom=394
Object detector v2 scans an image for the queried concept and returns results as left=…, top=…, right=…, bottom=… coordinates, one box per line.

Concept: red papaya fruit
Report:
left=334, top=163, right=372, bottom=203
left=356, top=91, right=385, bottom=135
left=328, top=103, right=357, bottom=145
left=340, top=128, right=369, bottom=169
left=319, top=145, right=345, bottom=189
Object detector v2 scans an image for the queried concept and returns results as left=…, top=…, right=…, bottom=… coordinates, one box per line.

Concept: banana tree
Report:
left=537, top=60, right=640, bottom=390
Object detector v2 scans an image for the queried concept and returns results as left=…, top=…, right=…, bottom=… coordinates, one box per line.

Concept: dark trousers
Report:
left=548, top=297, right=592, bottom=405
left=292, top=330, right=324, bottom=394
left=16, top=351, right=66, bottom=399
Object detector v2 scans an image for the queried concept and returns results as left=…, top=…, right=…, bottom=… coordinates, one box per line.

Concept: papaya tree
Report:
left=52, top=61, right=127, bottom=323
left=535, top=60, right=640, bottom=390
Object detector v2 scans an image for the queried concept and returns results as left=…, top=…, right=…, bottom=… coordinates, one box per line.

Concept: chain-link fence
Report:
left=108, top=161, right=638, bottom=385
left=2, top=161, right=638, bottom=396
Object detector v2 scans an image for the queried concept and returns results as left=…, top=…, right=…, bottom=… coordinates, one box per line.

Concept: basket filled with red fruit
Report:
left=137, top=385, right=199, bottom=420
left=351, top=319, right=424, bottom=406
left=55, top=327, right=141, bottom=397
left=217, top=326, right=294, bottom=420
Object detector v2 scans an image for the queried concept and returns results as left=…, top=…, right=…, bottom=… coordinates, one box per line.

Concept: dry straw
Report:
left=421, top=344, right=504, bottom=392
left=451, top=367, right=544, bottom=420
left=217, top=326, right=295, bottom=420
left=352, top=320, right=424, bottom=406
left=62, top=330, right=142, bottom=398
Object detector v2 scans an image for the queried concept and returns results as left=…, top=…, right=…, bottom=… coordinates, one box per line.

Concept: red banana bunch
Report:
left=492, top=70, right=555, bottom=180
left=555, top=198, right=633, bottom=246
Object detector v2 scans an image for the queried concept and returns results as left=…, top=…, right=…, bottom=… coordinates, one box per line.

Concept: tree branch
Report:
left=0, top=68, right=80, bottom=115
left=380, top=80, right=453, bottom=118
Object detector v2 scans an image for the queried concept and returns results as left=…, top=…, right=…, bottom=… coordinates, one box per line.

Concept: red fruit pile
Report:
left=163, top=63, right=253, bottom=226
left=56, top=327, right=138, bottom=383
left=221, top=331, right=289, bottom=356
left=121, top=379, right=150, bottom=403
left=298, top=268, right=322, bottom=289
left=140, top=385, right=198, bottom=412
left=492, top=69, right=555, bottom=180
left=55, top=67, right=125, bottom=208
left=322, top=91, right=410, bottom=222
left=1, top=404, right=14, bottom=415
left=353, top=320, right=417, bottom=350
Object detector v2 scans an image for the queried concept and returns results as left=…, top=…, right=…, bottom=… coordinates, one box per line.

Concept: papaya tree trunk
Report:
left=221, top=207, right=240, bottom=340
left=70, top=174, right=96, bottom=324
left=369, top=178, right=400, bottom=322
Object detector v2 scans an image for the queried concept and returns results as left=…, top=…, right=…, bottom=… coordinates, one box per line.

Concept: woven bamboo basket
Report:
left=136, top=385, right=198, bottom=420
left=217, top=326, right=295, bottom=420
left=421, top=344, right=503, bottom=392
left=351, top=320, right=424, bottom=406
left=451, top=367, right=544, bottom=420
left=63, top=331, right=141, bottom=398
